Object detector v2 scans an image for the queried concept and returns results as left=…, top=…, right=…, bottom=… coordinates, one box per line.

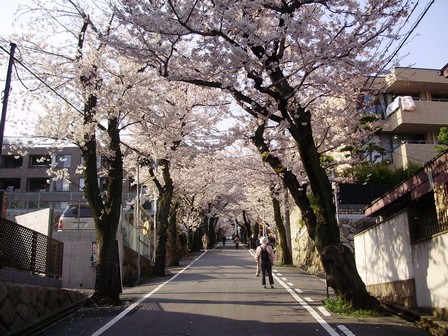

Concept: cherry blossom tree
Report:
left=12, top=0, right=168, bottom=305
left=124, top=80, right=232, bottom=274
left=113, top=0, right=413, bottom=309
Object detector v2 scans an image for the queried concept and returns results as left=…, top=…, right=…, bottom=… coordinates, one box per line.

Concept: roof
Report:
left=364, top=151, right=448, bottom=217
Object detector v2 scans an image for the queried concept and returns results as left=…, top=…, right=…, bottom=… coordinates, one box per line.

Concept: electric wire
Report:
left=0, top=43, right=83, bottom=115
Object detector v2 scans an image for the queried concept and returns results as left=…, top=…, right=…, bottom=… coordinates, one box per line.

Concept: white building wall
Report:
left=14, top=208, right=52, bottom=236
left=52, top=230, right=97, bottom=289
left=354, top=211, right=414, bottom=285
left=412, top=234, right=448, bottom=309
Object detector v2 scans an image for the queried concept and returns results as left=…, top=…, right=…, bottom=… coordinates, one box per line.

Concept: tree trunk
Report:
left=272, top=192, right=293, bottom=265
left=251, top=121, right=379, bottom=310
left=83, top=116, right=123, bottom=306
left=167, top=202, right=180, bottom=267
left=154, top=159, right=173, bottom=276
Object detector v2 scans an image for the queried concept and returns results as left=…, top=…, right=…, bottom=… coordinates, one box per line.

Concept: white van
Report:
left=57, top=204, right=95, bottom=230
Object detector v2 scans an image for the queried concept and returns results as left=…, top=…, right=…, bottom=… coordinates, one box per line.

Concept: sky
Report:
left=0, top=0, right=447, bottom=135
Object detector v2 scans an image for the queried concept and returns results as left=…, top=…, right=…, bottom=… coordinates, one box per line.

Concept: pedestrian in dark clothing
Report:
left=255, top=236, right=275, bottom=288
left=222, top=235, right=226, bottom=246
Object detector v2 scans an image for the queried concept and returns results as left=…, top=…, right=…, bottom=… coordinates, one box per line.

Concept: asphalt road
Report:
left=33, top=242, right=431, bottom=336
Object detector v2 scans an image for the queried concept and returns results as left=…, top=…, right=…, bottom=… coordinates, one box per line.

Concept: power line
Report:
left=0, top=43, right=83, bottom=115
left=383, top=0, right=436, bottom=69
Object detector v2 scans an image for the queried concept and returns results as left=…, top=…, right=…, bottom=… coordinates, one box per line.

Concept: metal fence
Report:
left=410, top=209, right=448, bottom=243
left=0, top=217, right=64, bottom=278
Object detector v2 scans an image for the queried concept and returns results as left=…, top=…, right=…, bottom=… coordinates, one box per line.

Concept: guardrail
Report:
left=0, top=217, right=63, bottom=278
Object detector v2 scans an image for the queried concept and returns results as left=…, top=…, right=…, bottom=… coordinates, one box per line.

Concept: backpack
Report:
left=260, top=245, right=270, bottom=263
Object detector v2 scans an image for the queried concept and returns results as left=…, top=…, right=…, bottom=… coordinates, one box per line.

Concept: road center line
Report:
left=91, top=251, right=207, bottom=336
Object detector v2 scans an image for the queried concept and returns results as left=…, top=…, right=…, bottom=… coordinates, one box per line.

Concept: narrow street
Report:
left=34, top=242, right=430, bottom=336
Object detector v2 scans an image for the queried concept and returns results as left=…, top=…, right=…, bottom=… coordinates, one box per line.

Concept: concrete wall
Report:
left=51, top=230, right=97, bottom=289
left=355, top=210, right=448, bottom=317
left=12, top=208, right=52, bottom=236
left=355, top=211, right=414, bottom=285
left=413, top=234, right=448, bottom=311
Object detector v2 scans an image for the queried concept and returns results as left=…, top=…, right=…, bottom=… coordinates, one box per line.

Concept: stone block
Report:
left=0, top=282, right=7, bottom=302
left=35, top=298, right=45, bottom=315
left=18, top=286, right=31, bottom=305
left=29, top=288, right=37, bottom=306
left=47, top=289, right=58, bottom=308
left=16, top=303, right=30, bottom=322
left=0, top=297, right=15, bottom=326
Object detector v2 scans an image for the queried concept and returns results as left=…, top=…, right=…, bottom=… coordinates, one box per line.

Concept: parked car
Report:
left=57, top=204, right=95, bottom=230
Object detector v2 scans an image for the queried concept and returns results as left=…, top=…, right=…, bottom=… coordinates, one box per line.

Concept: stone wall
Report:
left=0, top=281, right=87, bottom=336
left=290, top=207, right=376, bottom=276
left=121, top=245, right=153, bottom=286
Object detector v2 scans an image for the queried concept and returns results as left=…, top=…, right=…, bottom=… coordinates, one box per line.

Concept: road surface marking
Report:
left=273, top=274, right=340, bottom=336
left=91, top=251, right=207, bottom=336
left=338, top=325, right=356, bottom=336
left=287, top=282, right=294, bottom=287
left=295, top=288, right=303, bottom=293
left=318, top=306, right=331, bottom=316
left=304, top=297, right=313, bottom=302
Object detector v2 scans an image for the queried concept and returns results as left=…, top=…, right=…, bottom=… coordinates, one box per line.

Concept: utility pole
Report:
left=0, top=42, right=17, bottom=157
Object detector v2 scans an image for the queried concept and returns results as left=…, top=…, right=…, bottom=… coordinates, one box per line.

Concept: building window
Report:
left=54, top=179, right=70, bottom=192
left=0, top=155, right=23, bottom=169
left=29, top=155, right=51, bottom=169
left=27, top=178, right=50, bottom=192
left=77, top=177, right=108, bottom=191
left=79, top=178, right=85, bottom=192
left=80, top=155, right=107, bottom=169
left=0, top=178, right=21, bottom=191
left=54, top=154, right=72, bottom=168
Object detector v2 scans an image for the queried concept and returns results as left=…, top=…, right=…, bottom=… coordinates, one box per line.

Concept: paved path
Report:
left=33, top=242, right=431, bottom=336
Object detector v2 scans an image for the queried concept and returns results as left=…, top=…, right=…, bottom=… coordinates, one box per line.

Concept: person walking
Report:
left=222, top=235, right=226, bottom=246
left=234, top=234, right=240, bottom=249
left=255, top=237, right=275, bottom=288
left=202, top=233, right=209, bottom=251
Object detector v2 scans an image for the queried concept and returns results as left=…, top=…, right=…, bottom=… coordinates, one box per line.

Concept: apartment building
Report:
left=0, top=137, right=137, bottom=213
left=0, top=137, right=134, bottom=193
left=361, top=66, right=448, bottom=169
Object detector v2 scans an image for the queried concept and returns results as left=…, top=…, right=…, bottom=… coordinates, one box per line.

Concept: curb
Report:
left=382, top=301, right=448, bottom=336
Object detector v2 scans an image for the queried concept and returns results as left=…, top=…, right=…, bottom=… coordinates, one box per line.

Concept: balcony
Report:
left=377, top=100, right=448, bottom=134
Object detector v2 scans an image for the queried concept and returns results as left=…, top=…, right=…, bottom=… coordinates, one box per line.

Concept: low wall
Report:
left=122, top=245, right=153, bottom=286
left=0, top=271, right=87, bottom=336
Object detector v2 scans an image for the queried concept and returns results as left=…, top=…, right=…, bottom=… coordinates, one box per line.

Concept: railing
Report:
left=0, top=218, right=64, bottom=278
left=410, top=210, right=448, bottom=243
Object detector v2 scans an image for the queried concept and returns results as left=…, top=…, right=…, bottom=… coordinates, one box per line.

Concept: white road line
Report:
left=318, top=306, right=331, bottom=317
left=276, top=273, right=282, bottom=276
left=294, top=288, right=303, bottom=294
left=287, top=282, right=294, bottom=287
left=304, top=297, right=313, bottom=302
left=91, top=251, right=207, bottom=336
left=338, top=325, right=356, bottom=336
left=273, top=274, right=340, bottom=336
